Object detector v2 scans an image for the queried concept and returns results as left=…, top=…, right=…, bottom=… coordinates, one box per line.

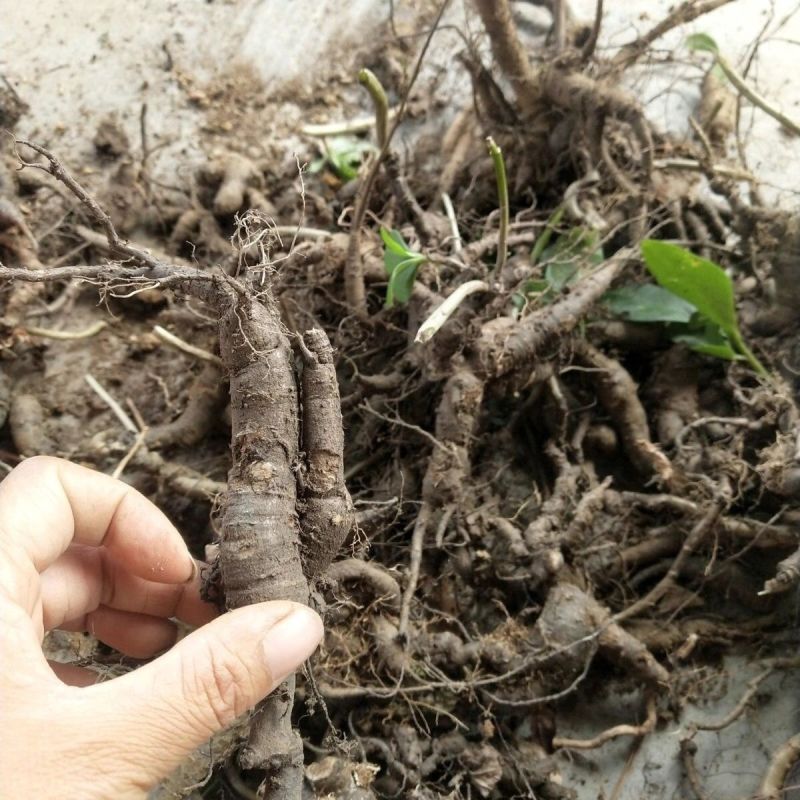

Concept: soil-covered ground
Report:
left=2, top=1, right=800, bottom=798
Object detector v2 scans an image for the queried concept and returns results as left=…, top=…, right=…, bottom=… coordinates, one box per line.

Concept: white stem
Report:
left=271, top=225, right=332, bottom=240
left=302, top=108, right=398, bottom=138
left=415, top=281, right=489, bottom=344
left=85, top=373, right=138, bottom=434
left=441, top=192, right=462, bottom=254
left=25, top=321, right=107, bottom=340
left=153, top=325, right=222, bottom=365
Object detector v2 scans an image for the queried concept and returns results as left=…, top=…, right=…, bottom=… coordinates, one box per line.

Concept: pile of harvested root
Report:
left=2, top=1, right=800, bottom=798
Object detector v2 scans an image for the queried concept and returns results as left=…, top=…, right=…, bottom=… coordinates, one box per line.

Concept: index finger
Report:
left=0, top=457, right=195, bottom=594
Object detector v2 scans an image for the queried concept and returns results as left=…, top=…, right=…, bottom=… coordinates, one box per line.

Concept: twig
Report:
left=125, top=398, right=148, bottom=432
left=608, top=737, right=645, bottom=800
left=472, top=0, right=539, bottom=116
left=486, top=137, right=509, bottom=272
left=84, top=373, right=138, bottom=434
left=611, top=0, right=735, bottom=68
left=153, top=325, right=222, bottom=365
left=707, top=48, right=800, bottom=137
left=581, top=0, right=604, bottom=62
left=271, top=225, right=332, bottom=241
left=13, top=139, right=160, bottom=269
left=111, top=428, right=148, bottom=480
left=358, top=68, right=389, bottom=149
left=679, top=738, right=710, bottom=800
left=361, top=400, right=449, bottom=453
left=553, top=0, right=567, bottom=52
left=483, top=644, right=598, bottom=708
left=0, top=262, right=209, bottom=287
left=694, top=665, right=780, bottom=731
left=552, top=694, right=657, bottom=750
left=613, top=500, right=725, bottom=623
left=398, top=503, right=432, bottom=640
left=24, top=321, right=107, bottom=340
left=653, top=157, right=756, bottom=182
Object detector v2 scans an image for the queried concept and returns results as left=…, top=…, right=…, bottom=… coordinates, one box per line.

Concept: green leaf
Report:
left=380, top=226, right=412, bottom=259
left=641, top=240, right=737, bottom=334
left=511, top=292, right=526, bottom=311
left=380, top=227, right=426, bottom=307
left=317, top=136, right=375, bottom=182
left=386, top=258, right=424, bottom=308
left=523, top=279, right=549, bottom=294
left=672, top=332, right=739, bottom=361
left=540, top=227, right=603, bottom=267
left=686, top=32, right=720, bottom=55
left=604, top=284, right=696, bottom=323
left=641, top=241, right=768, bottom=376
left=545, top=261, right=580, bottom=293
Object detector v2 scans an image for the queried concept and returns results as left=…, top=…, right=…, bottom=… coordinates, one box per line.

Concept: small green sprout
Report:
left=486, top=136, right=509, bottom=272
left=512, top=226, right=604, bottom=311
left=308, top=136, right=375, bottom=183
left=358, top=68, right=389, bottom=149
left=380, top=227, right=426, bottom=308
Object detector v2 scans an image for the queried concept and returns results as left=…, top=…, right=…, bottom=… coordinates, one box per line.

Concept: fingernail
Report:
left=183, top=558, right=199, bottom=584
left=260, top=605, right=323, bottom=685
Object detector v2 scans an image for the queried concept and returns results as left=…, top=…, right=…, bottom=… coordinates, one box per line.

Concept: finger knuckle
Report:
left=183, top=636, right=258, bottom=732
left=13, top=454, right=58, bottom=477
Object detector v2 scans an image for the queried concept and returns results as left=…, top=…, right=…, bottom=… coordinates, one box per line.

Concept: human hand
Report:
left=0, top=456, right=323, bottom=799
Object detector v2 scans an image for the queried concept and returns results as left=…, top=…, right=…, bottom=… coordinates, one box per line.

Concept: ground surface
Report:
left=2, top=2, right=800, bottom=799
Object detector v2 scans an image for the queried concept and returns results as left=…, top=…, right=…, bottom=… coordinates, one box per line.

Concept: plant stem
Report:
left=486, top=136, right=509, bottom=272
left=731, top=329, right=768, bottom=378
left=716, top=53, right=800, bottom=137
left=358, top=68, right=389, bottom=149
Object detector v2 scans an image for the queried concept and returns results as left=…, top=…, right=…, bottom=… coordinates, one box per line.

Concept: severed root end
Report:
left=760, top=547, right=800, bottom=596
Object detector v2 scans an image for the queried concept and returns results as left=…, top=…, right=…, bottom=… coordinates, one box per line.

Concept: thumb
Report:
left=90, top=601, right=322, bottom=786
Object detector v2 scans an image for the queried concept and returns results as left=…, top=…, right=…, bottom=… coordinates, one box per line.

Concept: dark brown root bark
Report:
left=215, top=286, right=308, bottom=788
left=145, top=362, right=227, bottom=449
left=573, top=339, right=672, bottom=480
left=472, top=0, right=539, bottom=117
left=471, top=257, right=626, bottom=379
left=298, top=328, right=354, bottom=580
left=326, top=558, right=401, bottom=609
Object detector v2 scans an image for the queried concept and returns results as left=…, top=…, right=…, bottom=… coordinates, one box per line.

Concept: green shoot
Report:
left=486, top=137, right=509, bottom=272
left=380, top=227, right=426, bottom=308
left=638, top=240, right=767, bottom=376
left=530, top=206, right=565, bottom=265
left=513, top=227, right=603, bottom=311
left=358, top=68, right=389, bottom=149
